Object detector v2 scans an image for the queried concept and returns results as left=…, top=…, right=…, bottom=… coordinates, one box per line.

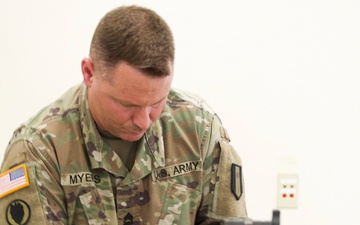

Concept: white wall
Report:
left=1, top=1, right=359, bottom=224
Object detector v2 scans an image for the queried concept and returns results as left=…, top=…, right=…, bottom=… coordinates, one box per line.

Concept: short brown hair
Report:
left=89, top=5, right=174, bottom=78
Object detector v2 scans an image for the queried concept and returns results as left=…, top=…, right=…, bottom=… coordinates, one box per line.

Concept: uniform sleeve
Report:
left=0, top=140, right=67, bottom=225
left=196, top=114, right=247, bottom=224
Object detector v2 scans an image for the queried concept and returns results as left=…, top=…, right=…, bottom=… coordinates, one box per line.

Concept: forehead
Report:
left=103, top=62, right=173, bottom=106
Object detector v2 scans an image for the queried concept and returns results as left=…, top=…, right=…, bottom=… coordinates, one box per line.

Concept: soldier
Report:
left=0, top=5, right=247, bottom=225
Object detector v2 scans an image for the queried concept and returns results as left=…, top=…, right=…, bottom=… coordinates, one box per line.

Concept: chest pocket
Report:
left=79, top=188, right=118, bottom=225
left=159, top=182, right=201, bottom=225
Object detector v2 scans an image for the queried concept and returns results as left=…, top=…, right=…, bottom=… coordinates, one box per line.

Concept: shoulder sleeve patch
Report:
left=6, top=199, right=31, bottom=225
left=0, top=164, right=30, bottom=198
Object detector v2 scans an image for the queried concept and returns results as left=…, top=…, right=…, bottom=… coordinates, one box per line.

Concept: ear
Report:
left=81, top=58, right=95, bottom=88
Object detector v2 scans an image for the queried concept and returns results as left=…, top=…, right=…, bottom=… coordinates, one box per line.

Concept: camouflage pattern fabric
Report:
left=0, top=83, right=247, bottom=225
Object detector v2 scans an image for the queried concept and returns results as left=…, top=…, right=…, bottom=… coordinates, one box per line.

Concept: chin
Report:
left=120, top=133, right=144, bottom=142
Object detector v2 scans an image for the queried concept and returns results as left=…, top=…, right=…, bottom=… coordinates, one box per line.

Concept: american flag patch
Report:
left=0, top=164, right=29, bottom=198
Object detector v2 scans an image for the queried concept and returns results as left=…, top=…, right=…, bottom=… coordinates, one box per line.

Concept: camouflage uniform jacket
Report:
left=0, top=83, right=247, bottom=225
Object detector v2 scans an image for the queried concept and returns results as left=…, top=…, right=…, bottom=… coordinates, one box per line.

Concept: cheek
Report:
left=150, top=104, right=166, bottom=121
left=103, top=102, right=132, bottom=124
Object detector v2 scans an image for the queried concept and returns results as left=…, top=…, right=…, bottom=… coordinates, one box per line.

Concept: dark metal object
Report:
left=221, top=210, right=280, bottom=225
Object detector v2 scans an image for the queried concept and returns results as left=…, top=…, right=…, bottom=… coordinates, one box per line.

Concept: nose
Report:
left=132, top=107, right=152, bottom=131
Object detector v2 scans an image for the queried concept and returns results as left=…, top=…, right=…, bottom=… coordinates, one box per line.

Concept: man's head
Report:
left=81, top=5, right=174, bottom=141
left=89, top=5, right=174, bottom=79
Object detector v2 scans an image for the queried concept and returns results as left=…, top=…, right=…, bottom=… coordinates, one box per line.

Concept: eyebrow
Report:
left=113, top=95, right=167, bottom=107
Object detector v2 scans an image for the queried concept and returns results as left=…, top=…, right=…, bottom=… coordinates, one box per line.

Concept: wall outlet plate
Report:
left=276, top=173, right=299, bottom=208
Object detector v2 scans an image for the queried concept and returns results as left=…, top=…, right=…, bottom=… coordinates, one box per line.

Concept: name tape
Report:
left=152, top=160, right=202, bottom=181
left=61, top=172, right=101, bottom=186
